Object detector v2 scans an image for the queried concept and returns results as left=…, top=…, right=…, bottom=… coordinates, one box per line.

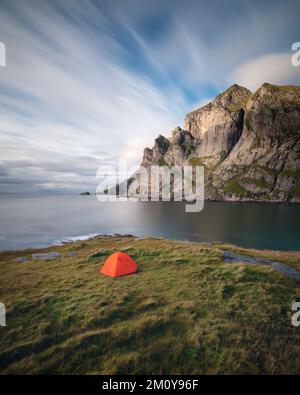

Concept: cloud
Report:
left=0, top=0, right=300, bottom=192
left=0, top=0, right=188, bottom=192
left=231, top=53, right=300, bottom=91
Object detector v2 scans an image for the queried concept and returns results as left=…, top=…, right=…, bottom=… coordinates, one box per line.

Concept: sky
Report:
left=0, top=0, right=299, bottom=193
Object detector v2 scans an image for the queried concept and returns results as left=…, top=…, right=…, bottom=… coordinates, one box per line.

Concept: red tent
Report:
left=100, top=252, right=138, bottom=278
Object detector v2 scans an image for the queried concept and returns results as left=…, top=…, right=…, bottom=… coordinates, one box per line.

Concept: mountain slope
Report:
left=139, top=83, right=300, bottom=202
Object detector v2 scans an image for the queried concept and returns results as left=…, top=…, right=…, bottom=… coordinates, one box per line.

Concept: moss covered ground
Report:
left=0, top=236, right=299, bottom=374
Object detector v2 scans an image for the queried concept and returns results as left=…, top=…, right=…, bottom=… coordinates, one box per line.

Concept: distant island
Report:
left=130, top=83, right=300, bottom=203
left=80, top=192, right=91, bottom=195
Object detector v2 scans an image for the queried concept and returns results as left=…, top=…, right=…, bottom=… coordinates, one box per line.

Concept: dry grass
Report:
left=0, top=236, right=300, bottom=374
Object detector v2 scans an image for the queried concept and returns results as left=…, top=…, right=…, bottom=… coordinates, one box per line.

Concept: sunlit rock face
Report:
left=184, top=84, right=251, bottom=162
left=134, top=83, right=300, bottom=202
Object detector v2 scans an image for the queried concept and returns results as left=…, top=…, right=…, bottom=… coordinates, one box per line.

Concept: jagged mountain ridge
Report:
left=139, top=83, right=300, bottom=202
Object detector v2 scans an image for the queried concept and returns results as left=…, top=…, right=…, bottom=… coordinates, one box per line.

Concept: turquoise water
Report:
left=0, top=194, right=299, bottom=251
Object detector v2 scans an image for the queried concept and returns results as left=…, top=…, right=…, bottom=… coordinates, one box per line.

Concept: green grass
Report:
left=291, top=182, right=300, bottom=197
left=188, top=157, right=204, bottom=167
left=281, top=169, right=300, bottom=178
left=182, top=144, right=194, bottom=156
left=157, top=158, right=169, bottom=167
left=226, top=174, right=272, bottom=196
left=226, top=178, right=248, bottom=196
left=241, top=177, right=271, bottom=189
left=253, top=84, right=300, bottom=102
left=280, top=170, right=300, bottom=197
left=0, top=236, right=300, bottom=374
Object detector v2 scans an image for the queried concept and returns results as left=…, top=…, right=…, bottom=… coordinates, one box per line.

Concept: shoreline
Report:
left=1, top=231, right=300, bottom=255
left=1, top=234, right=300, bottom=273
left=1, top=192, right=300, bottom=204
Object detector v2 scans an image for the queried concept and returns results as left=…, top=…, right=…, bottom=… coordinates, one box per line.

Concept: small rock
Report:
left=15, top=257, right=30, bottom=263
left=32, top=252, right=61, bottom=261
left=66, top=252, right=77, bottom=257
left=220, top=250, right=300, bottom=281
left=122, top=246, right=133, bottom=251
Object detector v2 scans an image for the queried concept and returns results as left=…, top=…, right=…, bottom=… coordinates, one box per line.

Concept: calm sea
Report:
left=0, top=194, right=299, bottom=251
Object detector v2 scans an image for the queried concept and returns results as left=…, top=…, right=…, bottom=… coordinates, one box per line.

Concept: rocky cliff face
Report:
left=138, top=83, right=300, bottom=202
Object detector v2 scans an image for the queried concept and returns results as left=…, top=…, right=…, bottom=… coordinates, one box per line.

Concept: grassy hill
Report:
left=0, top=235, right=300, bottom=374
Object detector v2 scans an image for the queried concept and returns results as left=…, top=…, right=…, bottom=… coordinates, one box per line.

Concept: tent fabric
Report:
left=100, top=252, right=138, bottom=277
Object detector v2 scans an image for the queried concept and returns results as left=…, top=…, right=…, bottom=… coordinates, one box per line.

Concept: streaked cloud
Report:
left=0, top=0, right=299, bottom=192
left=231, top=53, right=300, bottom=91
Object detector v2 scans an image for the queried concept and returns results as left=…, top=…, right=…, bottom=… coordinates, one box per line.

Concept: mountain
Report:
left=137, top=83, right=300, bottom=202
